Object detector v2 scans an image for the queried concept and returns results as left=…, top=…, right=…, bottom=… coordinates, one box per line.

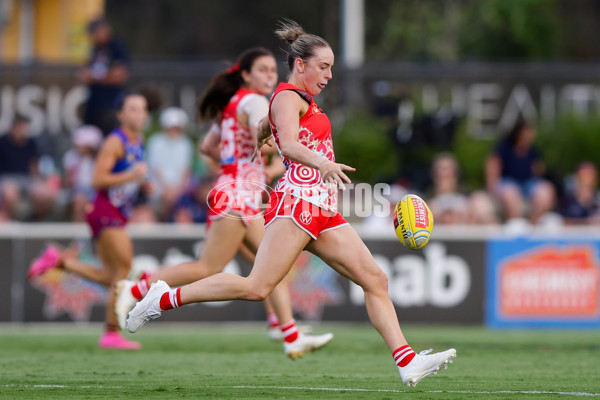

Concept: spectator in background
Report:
left=0, top=116, right=58, bottom=221
left=62, top=125, right=103, bottom=222
left=427, top=153, right=498, bottom=225
left=427, top=153, right=469, bottom=224
left=78, top=18, right=129, bottom=136
left=128, top=192, right=158, bottom=223
left=170, top=175, right=215, bottom=224
left=485, top=119, right=555, bottom=225
left=559, top=161, right=600, bottom=224
left=147, top=107, right=194, bottom=221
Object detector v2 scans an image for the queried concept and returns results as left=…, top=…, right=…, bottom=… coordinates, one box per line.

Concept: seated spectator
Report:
left=559, top=161, right=600, bottom=224
left=129, top=191, right=158, bottom=223
left=170, top=176, right=214, bottom=224
left=485, top=119, right=555, bottom=224
left=427, top=152, right=498, bottom=225
left=147, top=107, right=194, bottom=221
left=0, top=116, right=59, bottom=221
left=427, top=153, right=469, bottom=224
left=467, top=191, right=499, bottom=225
left=62, top=125, right=103, bottom=222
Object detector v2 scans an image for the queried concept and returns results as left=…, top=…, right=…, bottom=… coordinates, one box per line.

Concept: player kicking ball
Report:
left=115, top=47, right=333, bottom=359
left=127, top=20, right=455, bottom=386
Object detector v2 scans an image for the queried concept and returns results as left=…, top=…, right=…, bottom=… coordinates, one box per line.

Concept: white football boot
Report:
left=284, top=332, right=334, bottom=359
left=399, top=348, right=456, bottom=387
left=114, top=280, right=137, bottom=331
left=127, top=280, right=170, bottom=333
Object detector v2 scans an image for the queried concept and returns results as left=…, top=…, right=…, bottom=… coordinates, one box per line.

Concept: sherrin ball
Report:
left=393, top=194, right=434, bottom=250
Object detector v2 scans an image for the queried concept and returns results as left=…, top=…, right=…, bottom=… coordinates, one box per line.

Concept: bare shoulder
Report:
left=272, top=90, right=309, bottom=115
left=99, top=134, right=124, bottom=157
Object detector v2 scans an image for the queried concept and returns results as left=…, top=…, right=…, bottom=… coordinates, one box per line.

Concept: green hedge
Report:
left=334, top=110, right=600, bottom=189
left=537, top=114, right=600, bottom=177
left=333, top=110, right=399, bottom=184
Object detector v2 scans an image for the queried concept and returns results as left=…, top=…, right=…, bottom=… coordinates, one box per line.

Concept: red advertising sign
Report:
left=499, top=245, right=599, bottom=318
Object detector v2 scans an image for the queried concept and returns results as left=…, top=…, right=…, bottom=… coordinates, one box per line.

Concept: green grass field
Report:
left=0, top=322, right=598, bottom=399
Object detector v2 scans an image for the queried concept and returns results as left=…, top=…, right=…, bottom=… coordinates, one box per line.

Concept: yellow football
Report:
left=393, top=194, right=434, bottom=250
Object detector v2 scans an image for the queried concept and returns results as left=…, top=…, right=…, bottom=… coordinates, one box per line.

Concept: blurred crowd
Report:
left=365, top=118, right=600, bottom=231
left=1, top=19, right=598, bottom=229
left=0, top=19, right=215, bottom=225
left=0, top=108, right=217, bottom=225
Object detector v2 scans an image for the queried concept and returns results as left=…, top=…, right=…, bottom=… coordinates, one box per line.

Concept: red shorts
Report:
left=85, top=195, right=127, bottom=239
left=264, top=191, right=348, bottom=239
left=207, top=186, right=263, bottom=229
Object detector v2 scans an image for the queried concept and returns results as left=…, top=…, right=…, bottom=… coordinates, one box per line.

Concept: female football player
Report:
left=127, top=21, right=456, bottom=385
left=28, top=93, right=149, bottom=350
left=115, top=47, right=332, bottom=357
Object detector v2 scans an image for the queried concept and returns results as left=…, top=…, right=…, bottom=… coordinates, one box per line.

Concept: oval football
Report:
left=393, top=194, right=434, bottom=250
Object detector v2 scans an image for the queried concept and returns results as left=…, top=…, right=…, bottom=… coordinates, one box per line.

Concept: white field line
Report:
left=0, top=384, right=123, bottom=389
left=230, top=385, right=600, bottom=397
left=2, top=384, right=598, bottom=396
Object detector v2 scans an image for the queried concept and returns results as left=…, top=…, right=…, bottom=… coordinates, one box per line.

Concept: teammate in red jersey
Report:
left=127, top=20, right=456, bottom=385
left=28, top=93, right=149, bottom=350
left=115, top=47, right=332, bottom=357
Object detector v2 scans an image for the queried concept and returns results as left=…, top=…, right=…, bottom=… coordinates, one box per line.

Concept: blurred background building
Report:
left=0, top=0, right=102, bottom=64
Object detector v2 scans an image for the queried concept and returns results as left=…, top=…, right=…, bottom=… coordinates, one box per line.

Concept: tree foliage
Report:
left=334, top=110, right=399, bottom=184
left=459, top=0, right=562, bottom=60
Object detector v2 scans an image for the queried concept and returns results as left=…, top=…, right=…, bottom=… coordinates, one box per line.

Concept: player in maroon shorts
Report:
left=115, top=47, right=333, bottom=357
left=127, top=20, right=456, bottom=385
left=28, top=93, right=149, bottom=349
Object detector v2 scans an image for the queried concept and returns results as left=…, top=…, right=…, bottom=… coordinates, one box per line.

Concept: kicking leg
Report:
left=307, top=225, right=455, bottom=386
left=244, top=220, right=332, bottom=356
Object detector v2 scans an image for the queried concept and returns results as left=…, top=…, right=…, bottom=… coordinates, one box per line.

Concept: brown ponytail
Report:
left=275, top=19, right=331, bottom=72
left=198, top=47, right=274, bottom=121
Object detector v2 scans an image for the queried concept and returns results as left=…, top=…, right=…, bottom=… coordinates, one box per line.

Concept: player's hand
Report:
left=131, top=162, right=148, bottom=181
left=319, top=161, right=355, bottom=191
left=251, top=137, right=274, bottom=163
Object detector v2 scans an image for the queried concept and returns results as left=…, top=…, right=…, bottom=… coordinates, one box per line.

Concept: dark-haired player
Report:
left=28, top=93, right=149, bottom=350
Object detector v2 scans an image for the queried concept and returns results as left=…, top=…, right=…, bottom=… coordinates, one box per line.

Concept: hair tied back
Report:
left=226, top=61, right=240, bottom=74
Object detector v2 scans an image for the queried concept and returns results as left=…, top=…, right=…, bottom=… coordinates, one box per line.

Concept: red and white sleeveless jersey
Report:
left=216, top=88, right=265, bottom=206
left=268, top=82, right=337, bottom=213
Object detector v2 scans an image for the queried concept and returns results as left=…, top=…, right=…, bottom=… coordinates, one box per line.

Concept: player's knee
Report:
left=374, top=268, right=389, bottom=293
left=362, top=266, right=388, bottom=295
left=245, top=285, right=271, bottom=302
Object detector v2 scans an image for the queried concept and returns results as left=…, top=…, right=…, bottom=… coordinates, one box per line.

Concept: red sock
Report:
left=280, top=319, right=299, bottom=343
left=131, top=274, right=151, bottom=300
left=267, top=312, right=279, bottom=329
left=159, top=288, right=181, bottom=311
left=393, top=345, right=416, bottom=367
